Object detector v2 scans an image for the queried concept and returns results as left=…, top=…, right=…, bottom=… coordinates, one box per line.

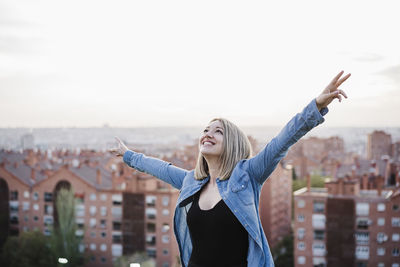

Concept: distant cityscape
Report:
left=0, top=127, right=400, bottom=267
left=1, top=126, right=400, bottom=156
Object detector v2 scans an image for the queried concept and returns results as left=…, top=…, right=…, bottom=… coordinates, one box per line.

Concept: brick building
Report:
left=367, top=130, right=392, bottom=161
left=0, top=145, right=293, bottom=266
left=294, top=174, right=400, bottom=267
left=0, top=149, right=179, bottom=267
left=284, top=136, right=345, bottom=179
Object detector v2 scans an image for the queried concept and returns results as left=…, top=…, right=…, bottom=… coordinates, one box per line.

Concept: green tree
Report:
left=271, top=233, right=294, bottom=267
left=1, top=230, right=54, bottom=267
left=113, top=251, right=155, bottom=267
left=50, top=188, right=84, bottom=267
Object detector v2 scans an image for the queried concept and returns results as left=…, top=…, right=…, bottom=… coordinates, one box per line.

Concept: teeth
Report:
left=204, top=141, right=213, bottom=145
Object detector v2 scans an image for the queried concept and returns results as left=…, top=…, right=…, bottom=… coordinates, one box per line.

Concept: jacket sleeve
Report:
left=246, top=98, right=328, bottom=185
left=123, top=150, right=188, bottom=190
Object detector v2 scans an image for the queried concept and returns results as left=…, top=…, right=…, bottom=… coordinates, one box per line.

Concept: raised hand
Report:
left=316, top=71, right=351, bottom=110
left=109, top=137, right=129, bottom=157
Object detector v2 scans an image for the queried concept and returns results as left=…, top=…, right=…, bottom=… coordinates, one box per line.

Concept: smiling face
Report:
left=199, top=120, right=224, bottom=159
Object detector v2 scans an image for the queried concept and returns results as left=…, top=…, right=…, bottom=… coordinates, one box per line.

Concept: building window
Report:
left=313, top=201, right=325, bottom=213
left=314, top=230, right=325, bottom=241
left=100, top=219, right=106, bottom=228
left=89, top=218, right=96, bottom=228
left=24, top=191, right=30, bottom=198
left=163, top=249, right=169, bottom=255
left=24, top=215, right=28, bottom=222
left=162, top=235, right=170, bottom=244
left=376, top=217, right=385, bottom=226
left=162, top=263, right=169, bottom=267
left=377, top=247, right=385, bottom=256
left=90, top=255, right=95, bottom=262
left=100, top=244, right=107, bottom=252
left=392, top=248, right=400, bottom=256
left=33, top=203, right=39, bottom=211
left=90, top=231, right=96, bottom=238
left=75, top=204, right=85, bottom=217
left=44, top=192, right=53, bottom=202
left=112, top=244, right=122, bottom=257
left=33, top=216, right=38, bottom=221
left=393, top=204, right=399, bottom=212
left=355, top=246, right=369, bottom=260
left=22, top=201, right=30, bottom=211
left=355, top=232, right=369, bottom=244
left=146, top=235, right=156, bottom=246
left=393, top=264, right=400, bottom=267
left=113, top=221, right=121, bottom=231
left=297, top=199, right=305, bottom=208
left=162, top=196, right=170, bottom=206
left=377, top=263, right=384, bottom=267
left=112, top=194, right=122, bottom=205
left=297, top=242, right=305, bottom=251
left=377, top=203, right=385, bottom=212
left=112, top=207, right=122, bottom=218
left=10, top=191, right=18, bottom=200
left=356, top=203, right=369, bottom=216
left=162, top=209, right=170, bottom=216
left=146, top=195, right=157, bottom=207
left=33, top=192, right=39, bottom=201
left=100, top=194, right=107, bottom=201
left=312, top=214, right=326, bottom=229
left=90, top=243, right=96, bottom=251
left=162, top=223, right=170, bottom=233
left=297, top=214, right=305, bottom=222
left=312, top=243, right=326, bottom=257
left=112, top=232, right=122, bottom=244
left=44, top=204, right=53, bottom=215
left=393, top=233, right=400, bottom=242
left=297, top=256, right=306, bottom=265
left=147, top=223, right=156, bottom=233
left=147, top=248, right=156, bottom=258
left=100, top=206, right=107, bottom=216
left=43, top=215, right=53, bottom=225
left=393, top=218, right=400, bottom=227
left=100, top=257, right=106, bottom=263
left=90, top=206, right=97, bottom=216
left=356, top=218, right=370, bottom=230
left=101, top=231, right=106, bottom=238
left=377, top=233, right=388, bottom=243
left=146, top=208, right=157, bottom=220
left=297, top=228, right=305, bottom=239
left=90, top=193, right=96, bottom=201
left=10, top=214, right=19, bottom=224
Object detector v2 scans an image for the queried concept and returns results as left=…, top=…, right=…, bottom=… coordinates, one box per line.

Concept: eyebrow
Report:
left=205, top=126, right=224, bottom=130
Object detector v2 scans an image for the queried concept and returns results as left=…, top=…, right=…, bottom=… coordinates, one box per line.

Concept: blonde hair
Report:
left=194, top=118, right=252, bottom=180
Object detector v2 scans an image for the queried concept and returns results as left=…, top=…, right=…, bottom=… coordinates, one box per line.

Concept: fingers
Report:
left=330, top=71, right=344, bottom=85
left=336, top=73, right=351, bottom=87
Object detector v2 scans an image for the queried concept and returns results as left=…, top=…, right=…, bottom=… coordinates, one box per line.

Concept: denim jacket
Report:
left=123, top=98, right=328, bottom=267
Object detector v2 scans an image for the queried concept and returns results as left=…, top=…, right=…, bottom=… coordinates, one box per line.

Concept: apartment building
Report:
left=294, top=174, right=400, bottom=267
left=0, top=149, right=179, bottom=267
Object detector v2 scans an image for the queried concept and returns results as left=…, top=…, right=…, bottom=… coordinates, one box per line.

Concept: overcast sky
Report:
left=0, top=0, right=399, bottom=128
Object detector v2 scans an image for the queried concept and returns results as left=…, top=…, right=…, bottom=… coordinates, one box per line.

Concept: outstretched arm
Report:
left=110, top=137, right=188, bottom=190
left=246, top=71, right=350, bottom=185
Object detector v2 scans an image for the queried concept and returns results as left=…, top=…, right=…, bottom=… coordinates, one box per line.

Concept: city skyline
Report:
left=1, top=0, right=399, bottom=128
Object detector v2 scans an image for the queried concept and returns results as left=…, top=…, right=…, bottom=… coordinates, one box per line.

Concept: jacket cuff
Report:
left=123, top=150, right=134, bottom=165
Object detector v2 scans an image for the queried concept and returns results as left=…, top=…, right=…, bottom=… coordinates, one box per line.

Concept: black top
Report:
left=186, top=186, right=248, bottom=267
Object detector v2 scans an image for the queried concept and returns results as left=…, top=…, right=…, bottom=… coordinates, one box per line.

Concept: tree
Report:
left=1, top=231, right=54, bottom=267
left=50, top=188, right=84, bottom=267
left=271, top=233, right=294, bottom=267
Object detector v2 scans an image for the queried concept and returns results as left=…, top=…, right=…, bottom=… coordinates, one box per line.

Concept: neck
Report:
left=204, top=156, right=221, bottom=186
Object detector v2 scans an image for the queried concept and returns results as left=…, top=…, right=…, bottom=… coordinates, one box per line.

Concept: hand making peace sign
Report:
left=316, top=71, right=351, bottom=110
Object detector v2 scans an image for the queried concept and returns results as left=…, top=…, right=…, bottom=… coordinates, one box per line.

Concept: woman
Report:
left=110, top=71, right=350, bottom=267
